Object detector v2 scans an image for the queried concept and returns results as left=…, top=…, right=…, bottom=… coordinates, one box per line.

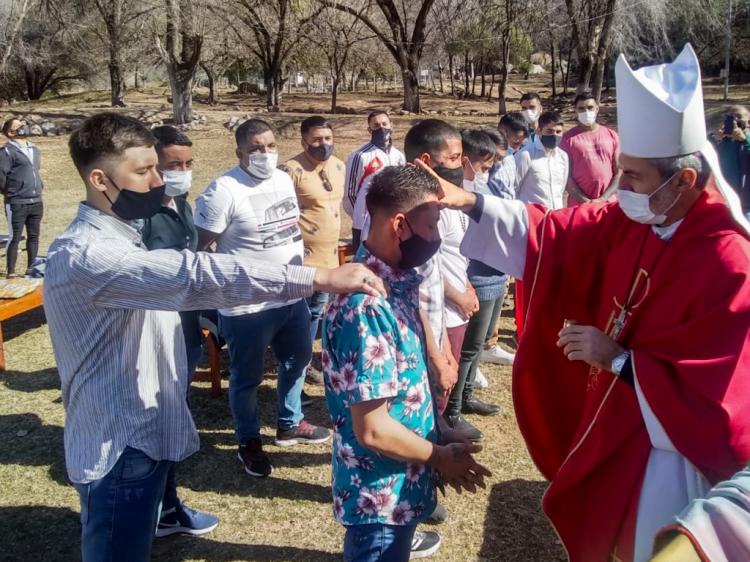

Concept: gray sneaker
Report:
left=410, top=530, right=442, bottom=559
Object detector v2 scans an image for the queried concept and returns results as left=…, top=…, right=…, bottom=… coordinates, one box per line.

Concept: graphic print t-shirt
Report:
left=194, top=165, right=304, bottom=315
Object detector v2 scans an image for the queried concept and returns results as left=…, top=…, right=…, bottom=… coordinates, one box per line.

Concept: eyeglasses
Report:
left=319, top=169, right=333, bottom=192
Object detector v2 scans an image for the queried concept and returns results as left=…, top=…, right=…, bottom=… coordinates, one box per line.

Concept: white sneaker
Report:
left=474, top=367, right=489, bottom=389
left=481, top=346, right=515, bottom=366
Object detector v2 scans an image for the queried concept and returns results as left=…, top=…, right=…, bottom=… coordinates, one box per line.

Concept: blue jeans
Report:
left=307, top=291, right=330, bottom=343
left=220, top=299, right=312, bottom=443
left=74, top=447, right=173, bottom=562
left=179, top=310, right=203, bottom=383
left=343, top=524, right=416, bottom=562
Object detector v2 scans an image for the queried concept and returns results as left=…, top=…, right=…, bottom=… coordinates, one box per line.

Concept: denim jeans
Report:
left=74, top=447, right=173, bottom=562
left=307, top=291, right=330, bottom=343
left=343, top=524, right=417, bottom=562
left=179, top=310, right=203, bottom=383
left=220, top=299, right=312, bottom=443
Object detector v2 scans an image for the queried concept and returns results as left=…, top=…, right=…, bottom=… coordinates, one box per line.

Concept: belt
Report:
left=6, top=197, right=42, bottom=205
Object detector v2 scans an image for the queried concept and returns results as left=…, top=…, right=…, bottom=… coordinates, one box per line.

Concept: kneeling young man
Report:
left=322, top=166, right=490, bottom=562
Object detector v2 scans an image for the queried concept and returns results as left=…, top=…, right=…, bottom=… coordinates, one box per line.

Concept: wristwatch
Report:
left=610, top=350, right=631, bottom=376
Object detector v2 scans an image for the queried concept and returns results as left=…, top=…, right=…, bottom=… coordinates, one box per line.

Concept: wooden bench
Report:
left=0, top=286, right=43, bottom=371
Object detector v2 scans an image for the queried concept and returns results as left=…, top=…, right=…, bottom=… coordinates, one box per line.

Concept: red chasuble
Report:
left=514, top=182, right=750, bottom=561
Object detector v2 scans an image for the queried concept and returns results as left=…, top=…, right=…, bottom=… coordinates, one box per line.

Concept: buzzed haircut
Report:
left=538, top=110, right=564, bottom=130
left=520, top=92, right=541, bottom=104
left=498, top=112, right=528, bottom=135
left=367, top=110, right=388, bottom=125
left=404, top=119, right=461, bottom=162
left=301, top=115, right=332, bottom=136
left=151, top=125, right=193, bottom=154
left=366, top=165, right=439, bottom=218
left=2, top=117, right=20, bottom=135
left=461, top=129, right=497, bottom=161
left=69, top=112, right=155, bottom=173
left=573, top=90, right=596, bottom=106
left=235, top=118, right=272, bottom=146
left=482, top=128, right=507, bottom=150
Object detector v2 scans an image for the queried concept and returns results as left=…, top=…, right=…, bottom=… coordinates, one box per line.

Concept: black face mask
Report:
left=306, top=143, right=334, bottom=162
left=370, top=127, right=391, bottom=150
left=540, top=134, right=562, bottom=150
left=433, top=164, right=464, bottom=187
left=398, top=218, right=441, bottom=269
left=104, top=177, right=165, bottom=221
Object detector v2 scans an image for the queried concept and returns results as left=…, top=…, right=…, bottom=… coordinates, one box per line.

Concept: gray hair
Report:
left=651, top=152, right=710, bottom=190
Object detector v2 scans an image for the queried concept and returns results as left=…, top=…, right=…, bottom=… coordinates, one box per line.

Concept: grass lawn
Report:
left=1, top=78, right=747, bottom=561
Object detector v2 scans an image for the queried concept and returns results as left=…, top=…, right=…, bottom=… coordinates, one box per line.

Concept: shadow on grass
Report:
left=1, top=505, right=80, bottom=561
left=0, top=413, right=68, bottom=485
left=479, top=479, right=565, bottom=562
left=0, top=366, right=59, bottom=393
left=1, top=306, right=46, bottom=342
left=153, top=535, right=340, bottom=561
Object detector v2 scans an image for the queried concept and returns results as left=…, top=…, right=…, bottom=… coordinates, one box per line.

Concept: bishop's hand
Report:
left=556, top=324, right=625, bottom=372
left=413, top=159, right=477, bottom=212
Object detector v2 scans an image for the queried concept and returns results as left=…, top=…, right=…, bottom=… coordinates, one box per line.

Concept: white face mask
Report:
left=462, top=178, right=475, bottom=192
left=162, top=169, right=192, bottom=197
left=469, top=161, right=489, bottom=192
left=521, top=108, right=538, bottom=125
left=577, top=110, right=597, bottom=126
left=246, top=152, right=278, bottom=179
left=617, top=172, right=681, bottom=225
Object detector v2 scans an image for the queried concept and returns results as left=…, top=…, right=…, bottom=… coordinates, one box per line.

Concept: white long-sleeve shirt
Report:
left=514, top=135, right=568, bottom=209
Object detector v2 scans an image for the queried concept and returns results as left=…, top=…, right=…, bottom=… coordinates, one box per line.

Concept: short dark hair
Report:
left=461, top=129, right=497, bottom=161
left=538, top=110, right=564, bottom=130
left=69, top=112, right=155, bottom=172
left=404, top=119, right=461, bottom=162
left=300, top=115, right=332, bottom=136
left=498, top=112, right=528, bottom=135
left=235, top=118, right=273, bottom=146
left=151, top=125, right=192, bottom=155
left=366, top=165, right=439, bottom=218
left=573, top=90, right=596, bottom=106
left=482, top=128, right=507, bottom=150
left=367, top=110, right=388, bottom=125
left=520, top=92, right=541, bottom=104
left=2, top=117, right=20, bottom=135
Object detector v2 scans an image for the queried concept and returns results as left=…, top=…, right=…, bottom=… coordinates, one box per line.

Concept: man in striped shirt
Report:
left=344, top=110, right=405, bottom=246
left=43, top=113, right=385, bottom=562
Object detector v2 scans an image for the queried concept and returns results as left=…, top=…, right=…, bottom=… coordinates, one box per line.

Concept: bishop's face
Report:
left=617, top=154, right=681, bottom=214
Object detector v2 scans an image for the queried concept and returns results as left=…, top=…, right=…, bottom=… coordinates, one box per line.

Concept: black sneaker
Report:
left=426, top=503, right=448, bottom=523
left=238, top=438, right=273, bottom=477
left=445, top=413, right=483, bottom=441
left=410, top=530, right=442, bottom=559
left=300, top=390, right=314, bottom=407
left=275, top=420, right=331, bottom=447
left=462, top=395, right=501, bottom=416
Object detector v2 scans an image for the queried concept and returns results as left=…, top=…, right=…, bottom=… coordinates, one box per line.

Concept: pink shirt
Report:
left=560, top=125, right=619, bottom=206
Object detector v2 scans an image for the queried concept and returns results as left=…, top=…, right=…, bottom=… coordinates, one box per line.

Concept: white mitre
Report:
left=615, top=43, right=750, bottom=233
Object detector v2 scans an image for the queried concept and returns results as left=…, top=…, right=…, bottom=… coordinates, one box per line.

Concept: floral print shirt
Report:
left=322, top=245, right=438, bottom=526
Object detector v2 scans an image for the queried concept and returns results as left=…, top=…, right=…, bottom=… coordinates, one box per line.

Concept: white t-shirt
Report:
left=439, top=208, right=470, bottom=328
left=194, top=165, right=304, bottom=316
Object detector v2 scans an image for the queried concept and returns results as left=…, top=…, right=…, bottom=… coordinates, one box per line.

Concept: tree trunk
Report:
left=109, top=62, right=126, bottom=107
left=463, top=51, right=469, bottom=97
left=168, top=65, right=194, bottom=123
left=497, top=64, right=509, bottom=115
left=331, top=77, right=339, bottom=113
left=263, top=70, right=274, bottom=109
left=563, top=40, right=573, bottom=95
left=448, top=55, right=455, bottom=96
left=591, top=0, right=617, bottom=101
left=471, top=58, right=477, bottom=96
left=480, top=57, right=486, bottom=98
left=201, top=62, right=217, bottom=105
left=550, top=33, right=557, bottom=98
left=402, top=55, right=421, bottom=112
left=437, top=60, right=444, bottom=93
left=487, top=71, right=495, bottom=101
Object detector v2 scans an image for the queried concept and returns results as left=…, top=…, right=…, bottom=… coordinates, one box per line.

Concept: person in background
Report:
left=515, top=110, right=569, bottom=210
left=286, top=116, right=345, bottom=388
left=195, top=118, right=331, bottom=480
left=519, top=93, right=543, bottom=140
left=0, top=117, right=43, bottom=278
left=44, top=112, right=385, bottom=562
left=485, top=127, right=519, bottom=200
left=347, top=110, right=405, bottom=247
left=497, top=112, right=529, bottom=156
left=561, top=90, right=621, bottom=206
left=709, top=105, right=749, bottom=210
left=323, top=164, right=490, bottom=562
left=442, top=129, right=505, bottom=442
left=138, top=125, right=217, bottom=538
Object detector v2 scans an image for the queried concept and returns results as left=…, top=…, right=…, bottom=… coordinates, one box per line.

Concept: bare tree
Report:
left=156, top=0, right=203, bottom=124
left=319, top=0, right=436, bottom=112
left=0, top=0, right=31, bottom=76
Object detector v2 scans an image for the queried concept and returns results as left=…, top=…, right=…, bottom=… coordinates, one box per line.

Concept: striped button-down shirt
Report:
left=44, top=203, right=315, bottom=483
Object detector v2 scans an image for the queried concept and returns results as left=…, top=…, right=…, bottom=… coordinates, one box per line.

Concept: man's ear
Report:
left=677, top=168, right=698, bottom=192
left=393, top=213, right=407, bottom=238
left=416, top=153, right=432, bottom=166
left=88, top=168, right=109, bottom=193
